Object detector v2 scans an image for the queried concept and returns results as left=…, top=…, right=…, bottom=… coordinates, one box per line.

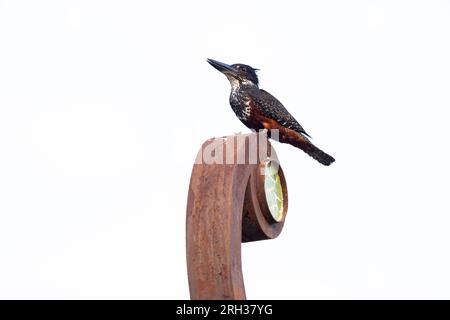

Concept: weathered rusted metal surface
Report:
left=241, top=160, right=288, bottom=242
left=186, top=133, right=288, bottom=300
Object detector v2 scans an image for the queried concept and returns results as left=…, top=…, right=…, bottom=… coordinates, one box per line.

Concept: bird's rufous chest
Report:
left=229, top=89, right=267, bottom=130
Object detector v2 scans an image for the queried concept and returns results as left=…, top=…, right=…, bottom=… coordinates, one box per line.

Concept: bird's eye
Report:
left=241, top=67, right=246, bottom=72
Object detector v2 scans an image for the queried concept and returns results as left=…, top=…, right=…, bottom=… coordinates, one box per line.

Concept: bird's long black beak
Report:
left=207, top=58, right=239, bottom=78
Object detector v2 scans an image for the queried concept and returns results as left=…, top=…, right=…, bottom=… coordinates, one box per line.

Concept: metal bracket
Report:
left=186, top=133, right=288, bottom=300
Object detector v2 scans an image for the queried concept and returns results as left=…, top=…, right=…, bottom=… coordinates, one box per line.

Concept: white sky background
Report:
left=0, top=0, right=449, bottom=299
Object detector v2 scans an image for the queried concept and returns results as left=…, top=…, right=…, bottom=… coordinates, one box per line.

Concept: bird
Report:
left=207, top=58, right=335, bottom=166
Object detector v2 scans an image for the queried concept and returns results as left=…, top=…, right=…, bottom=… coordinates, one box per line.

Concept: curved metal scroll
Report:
left=186, top=133, right=288, bottom=300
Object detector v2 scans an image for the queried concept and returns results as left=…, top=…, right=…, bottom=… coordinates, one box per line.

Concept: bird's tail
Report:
left=281, top=131, right=335, bottom=166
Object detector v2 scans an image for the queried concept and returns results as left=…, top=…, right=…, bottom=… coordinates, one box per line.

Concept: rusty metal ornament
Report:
left=186, top=133, right=288, bottom=300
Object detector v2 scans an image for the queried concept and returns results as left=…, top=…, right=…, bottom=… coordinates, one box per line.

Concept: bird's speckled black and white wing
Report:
left=247, top=88, right=311, bottom=138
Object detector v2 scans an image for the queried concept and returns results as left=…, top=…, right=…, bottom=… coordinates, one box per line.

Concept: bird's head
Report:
left=207, top=58, right=259, bottom=88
